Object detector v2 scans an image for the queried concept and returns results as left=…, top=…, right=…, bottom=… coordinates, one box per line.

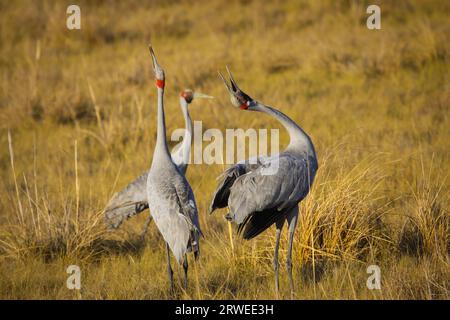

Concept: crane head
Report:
left=148, top=45, right=165, bottom=87
left=218, top=66, right=254, bottom=110
left=180, top=89, right=214, bottom=104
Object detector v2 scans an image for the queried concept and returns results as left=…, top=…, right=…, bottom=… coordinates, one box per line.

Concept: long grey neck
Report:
left=153, top=87, right=171, bottom=163
left=254, top=102, right=316, bottom=158
left=179, top=97, right=192, bottom=166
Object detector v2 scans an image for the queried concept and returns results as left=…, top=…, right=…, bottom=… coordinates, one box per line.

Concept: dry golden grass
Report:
left=0, top=0, right=449, bottom=299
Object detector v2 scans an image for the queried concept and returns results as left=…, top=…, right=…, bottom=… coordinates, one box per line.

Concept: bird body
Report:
left=146, top=97, right=202, bottom=265
left=146, top=158, right=201, bottom=263
left=144, top=46, right=202, bottom=290
left=210, top=101, right=318, bottom=238
left=210, top=68, right=318, bottom=296
left=106, top=46, right=203, bottom=290
left=212, top=150, right=316, bottom=239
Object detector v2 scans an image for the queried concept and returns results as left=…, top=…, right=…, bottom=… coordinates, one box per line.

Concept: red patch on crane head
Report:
left=240, top=102, right=249, bottom=110
left=180, top=90, right=194, bottom=103
left=156, top=79, right=165, bottom=89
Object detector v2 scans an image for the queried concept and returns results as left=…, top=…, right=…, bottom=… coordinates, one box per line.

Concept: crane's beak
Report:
left=193, top=92, right=214, bottom=100
left=218, top=66, right=253, bottom=109
left=226, top=65, right=240, bottom=92
left=148, top=44, right=164, bottom=79
left=218, top=70, right=234, bottom=95
left=148, top=45, right=158, bottom=71
left=219, top=66, right=247, bottom=95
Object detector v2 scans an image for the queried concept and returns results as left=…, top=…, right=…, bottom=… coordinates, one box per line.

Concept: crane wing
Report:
left=173, top=176, right=203, bottom=238
left=104, top=171, right=149, bottom=229
left=209, top=156, right=265, bottom=213
left=228, top=153, right=315, bottom=239
left=148, top=174, right=202, bottom=264
left=104, top=146, right=189, bottom=229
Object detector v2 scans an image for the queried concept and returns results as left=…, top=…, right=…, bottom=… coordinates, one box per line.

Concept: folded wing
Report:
left=211, top=153, right=314, bottom=239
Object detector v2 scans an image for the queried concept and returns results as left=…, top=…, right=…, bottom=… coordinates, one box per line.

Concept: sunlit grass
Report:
left=0, top=0, right=448, bottom=299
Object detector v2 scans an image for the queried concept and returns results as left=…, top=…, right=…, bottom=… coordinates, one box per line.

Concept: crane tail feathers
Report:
left=237, top=207, right=289, bottom=240
left=104, top=201, right=149, bottom=229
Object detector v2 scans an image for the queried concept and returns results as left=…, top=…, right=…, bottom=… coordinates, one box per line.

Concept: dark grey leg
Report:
left=273, top=219, right=285, bottom=297
left=182, top=255, right=188, bottom=290
left=140, top=214, right=152, bottom=240
left=286, top=206, right=299, bottom=299
left=166, top=242, right=174, bottom=293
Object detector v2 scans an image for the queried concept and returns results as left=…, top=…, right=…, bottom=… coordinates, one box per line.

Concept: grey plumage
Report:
left=104, top=159, right=185, bottom=230
left=145, top=46, right=202, bottom=290
left=105, top=46, right=203, bottom=291
left=211, top=68, right=318, bottom=296
left=211, top=153, right=317, bottom=239
left=104, top=171, right=149, bottom=229
left=104, top=90, right=211, bottom=230
left=147, top=163, right=202, bottom=263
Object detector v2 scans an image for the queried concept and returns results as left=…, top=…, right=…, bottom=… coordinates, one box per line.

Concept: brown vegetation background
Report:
left=0, top=0, right=448, bottom=299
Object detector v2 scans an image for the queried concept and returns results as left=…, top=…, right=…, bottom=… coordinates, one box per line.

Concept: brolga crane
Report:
left=145, top=46, right=203, bottom=291
left=104, top=89, right=212, bottom=233
left=209, top=68, right=318, bottom=297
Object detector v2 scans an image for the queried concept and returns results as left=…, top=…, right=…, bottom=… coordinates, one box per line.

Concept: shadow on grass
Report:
left=300, top=259, right=327, bottom=284
left=35, top=234, right=150, bottom=263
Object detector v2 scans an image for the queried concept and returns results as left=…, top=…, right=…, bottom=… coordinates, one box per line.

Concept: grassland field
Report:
left=0, top=0, right=448, bottom=299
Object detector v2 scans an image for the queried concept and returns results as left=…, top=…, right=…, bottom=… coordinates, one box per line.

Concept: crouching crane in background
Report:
left=209, top=68, right=318, bottom=297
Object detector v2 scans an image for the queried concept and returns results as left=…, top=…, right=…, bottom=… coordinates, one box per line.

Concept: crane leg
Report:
left=286, top=206, right=299, bottom=299
left=183, top=255, right=188, bottom=290
left=140, top=214, right=152, bottom=240
left=273, top=219, right=285, bottom=297
left=165, top=242, right=174, bottom=293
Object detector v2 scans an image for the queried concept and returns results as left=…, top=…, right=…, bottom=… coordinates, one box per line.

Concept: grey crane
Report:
left=210, top=68, right=318, bottom=296
left=146, top=46, right=202, bottom=291
left=104, top=88, right=212, bottom=233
